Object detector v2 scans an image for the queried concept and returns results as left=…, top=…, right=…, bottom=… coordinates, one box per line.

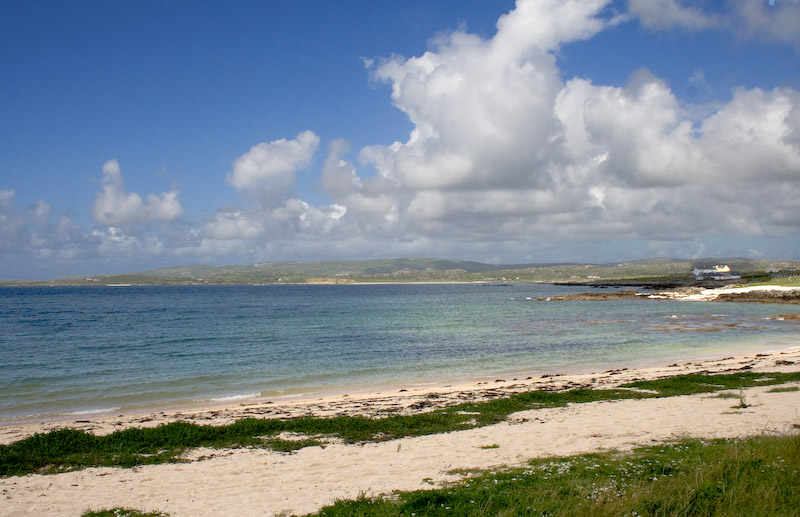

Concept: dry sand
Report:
left=1, top=349, right=799, bottom=516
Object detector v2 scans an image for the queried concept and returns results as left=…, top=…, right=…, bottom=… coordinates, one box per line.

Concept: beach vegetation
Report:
left=82, top=508, right=170, bottom=517
left=3, top=371, right=800, bottom=477
left=734, top=389, right=750, bottom=409
left=306, top=433, right=800, bottom=516
left=618, top=371, right=798, bottom=396
left=756, top=275, right=800, bottom=288
left=768, top=385, right=799, bottom=393
left=264, top=435, right=325, bottom=453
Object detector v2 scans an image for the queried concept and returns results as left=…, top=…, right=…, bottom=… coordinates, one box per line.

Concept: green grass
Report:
left=3, top=371, right=800, bottom=477
left=768, top=386, right=800, bottom=393
left=755, top=276, right=800, bottom=287
left=306, top=433, right=800, bottom=516
left=618, top=371, right=799, bottom=397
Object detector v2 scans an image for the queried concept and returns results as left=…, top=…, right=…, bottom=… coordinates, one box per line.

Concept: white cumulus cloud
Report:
left=226, top=130, right=319, bottom=193
left=87, top=0, right=800, bottom=266
left=92, top=159, right=184, bottom=226
left=319, top=0, right=800, bottom=251
left=320, top=139, right=361, bottom=199
left=360, top=0, right=614, bottom=192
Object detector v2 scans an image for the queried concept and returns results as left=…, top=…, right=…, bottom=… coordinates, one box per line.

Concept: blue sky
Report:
left=2, top=0, right=799, bottom=279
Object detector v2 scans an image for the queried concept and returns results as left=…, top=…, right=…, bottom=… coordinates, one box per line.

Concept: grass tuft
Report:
left=734, top=388, right=750, bottom=409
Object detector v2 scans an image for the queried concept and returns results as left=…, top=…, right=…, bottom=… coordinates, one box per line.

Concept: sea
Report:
left=1, top=283, right=798, bottom=424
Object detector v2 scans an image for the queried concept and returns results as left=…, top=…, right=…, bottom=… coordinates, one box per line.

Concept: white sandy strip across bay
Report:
left=652, top=285, right=800, bottom=301
left=1, top=350, right=799, bottom=516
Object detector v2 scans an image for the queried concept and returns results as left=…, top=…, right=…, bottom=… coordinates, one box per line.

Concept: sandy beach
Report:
left=1, top=346, right=799, bottom=516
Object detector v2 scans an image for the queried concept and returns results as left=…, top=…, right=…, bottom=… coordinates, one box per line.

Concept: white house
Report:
left=692, top=264, right=741, bottom=281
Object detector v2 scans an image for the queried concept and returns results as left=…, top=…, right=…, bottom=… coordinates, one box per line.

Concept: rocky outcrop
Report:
left=714, top=290, right=800, bottom=304
left=538, top=290, right=645, bottom=301
left=540, top=286, right=800, bottom=304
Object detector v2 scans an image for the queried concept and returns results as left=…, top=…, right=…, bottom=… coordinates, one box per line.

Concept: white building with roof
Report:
left=692, top=264, right=741, bottom=281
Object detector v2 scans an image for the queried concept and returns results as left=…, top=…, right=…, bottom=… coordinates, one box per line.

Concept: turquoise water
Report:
left=1, top=283, right=798, bottom=423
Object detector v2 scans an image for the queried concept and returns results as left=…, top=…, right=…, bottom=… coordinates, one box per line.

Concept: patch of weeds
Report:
left=733, top=389, right=750, bottom=409
left=446, top=467, right=484, bottom=477
left=82, top=508, right=170, bottom=517
left=263, top=436, right=324, bottom=453
left=621, top=371, right=800, bottom=396
left=478, top=444, right=500, bottom=449
left=768, top=385, right=800, bottom=393
left=312, top=493, right=396, bottom=516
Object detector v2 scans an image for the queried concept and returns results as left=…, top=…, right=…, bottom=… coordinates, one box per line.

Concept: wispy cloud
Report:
left=627, top=0, right=800, bottom=49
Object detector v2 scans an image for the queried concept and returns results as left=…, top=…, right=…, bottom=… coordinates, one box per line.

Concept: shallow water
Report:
left=1, top=283, right=797, bottom=422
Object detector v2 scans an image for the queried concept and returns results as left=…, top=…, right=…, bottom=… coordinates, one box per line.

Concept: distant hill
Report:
left=52, top=258, right=501, bottom=284
left=20, top=257, right=796, bottom=286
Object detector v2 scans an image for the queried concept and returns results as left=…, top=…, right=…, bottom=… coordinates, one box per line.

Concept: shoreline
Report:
left=2, top=346, right=798, bottom=446
left=2, top=348, right=798, bottom=516
left=3, top=336, right=797, bottom=432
